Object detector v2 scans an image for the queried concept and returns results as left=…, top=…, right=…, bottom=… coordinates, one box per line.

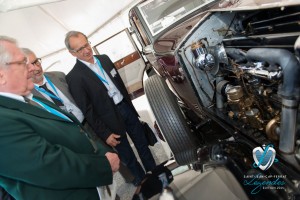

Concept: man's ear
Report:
left=69, top=50, right=76, bottom=57
left=0, top=70, right=7, bottom=85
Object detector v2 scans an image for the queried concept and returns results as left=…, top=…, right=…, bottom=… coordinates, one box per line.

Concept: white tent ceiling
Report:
left=0, top=0, right=139, bottom=58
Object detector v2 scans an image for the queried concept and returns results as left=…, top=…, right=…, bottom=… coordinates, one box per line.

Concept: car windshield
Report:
left=137, top=0, right=216, bottom=36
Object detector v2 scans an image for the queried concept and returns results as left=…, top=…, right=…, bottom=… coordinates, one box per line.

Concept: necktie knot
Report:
left=39, top=83, right=64, bottom=107
left=39, top=84, right=47, bottom=89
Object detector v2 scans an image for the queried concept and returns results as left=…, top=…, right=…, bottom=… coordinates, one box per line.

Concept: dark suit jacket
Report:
left=66, top=54, right=138, bottom=141
left=0, top=95, right=112, bottom=200
left=32, top=71, right=77, bottom=105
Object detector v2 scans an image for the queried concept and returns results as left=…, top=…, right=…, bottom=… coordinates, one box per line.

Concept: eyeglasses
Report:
left=31, top=58, right=42, bottom=66
left=5, top=57, right=29, bottom=66
left=72, top=41, right=91, bottom=53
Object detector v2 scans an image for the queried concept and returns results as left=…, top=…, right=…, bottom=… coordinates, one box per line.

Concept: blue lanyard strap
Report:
left=34, top=76, right=63, bottom=103
left=95, top=57, right=109, bottom=85
left=45, top=75, right=60, bottom=98
left=32, top=97, right=72, bottom=122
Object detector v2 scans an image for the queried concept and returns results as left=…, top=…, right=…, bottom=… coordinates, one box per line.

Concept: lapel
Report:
left=32, top=87, right=45, bottom=99
left=0, top=95, right=72, bottom=123
left=94, top=55, right=121, bottom=91
left=34, top=96, right=94, bottom=141
left=34, top=96, right=81, bottom=124
left=75, top=59, right=108, bottom=91
left=45, top=72, right=64, bottom=92
left=44, top=72, right=75, bottom=103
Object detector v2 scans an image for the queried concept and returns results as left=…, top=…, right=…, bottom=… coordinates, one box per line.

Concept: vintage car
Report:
left=128, top=0, right=300, bottom=199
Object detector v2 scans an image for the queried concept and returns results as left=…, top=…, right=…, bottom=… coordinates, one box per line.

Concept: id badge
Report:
left=108, top=90, right=117, bottom=97
left=67, top=108, right=74, bottom=113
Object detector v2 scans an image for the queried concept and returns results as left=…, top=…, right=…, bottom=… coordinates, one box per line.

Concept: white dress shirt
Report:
left=35, top=76, right=85, bottom=122
left=79, top=57, right=123, bottom=105
left=0, top=92, right=25, bottom=102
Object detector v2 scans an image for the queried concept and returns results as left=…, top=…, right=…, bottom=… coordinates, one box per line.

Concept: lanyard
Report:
left=34, top=76, right=64, bottom=103
left=95, top=57, right=109, bottom=85
left=32, top=97, right=72, bottom=122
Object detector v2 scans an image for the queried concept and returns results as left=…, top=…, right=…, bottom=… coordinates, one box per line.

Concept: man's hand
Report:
left=106, top=133, right=121, bottom=147
left=105, top=152, right=120, bottom=173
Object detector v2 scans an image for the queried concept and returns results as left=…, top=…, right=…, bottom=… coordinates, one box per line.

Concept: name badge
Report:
left=108, top=90, right=117, bottom=97
left=110, top=69, right=117, bottom=77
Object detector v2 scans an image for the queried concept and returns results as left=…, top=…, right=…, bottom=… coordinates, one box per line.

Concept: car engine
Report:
left=177, top=5, right=300, bottom=159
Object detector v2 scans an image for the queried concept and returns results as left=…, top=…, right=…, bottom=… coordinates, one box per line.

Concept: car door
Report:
left=93, top=28, right=146, bottom=99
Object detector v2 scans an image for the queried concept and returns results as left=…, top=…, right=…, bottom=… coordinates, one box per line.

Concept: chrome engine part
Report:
left=177, top=6, right=300, bottom=156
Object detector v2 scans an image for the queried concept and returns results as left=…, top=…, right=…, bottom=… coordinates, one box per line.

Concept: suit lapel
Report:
left=31, top=88, right=46, bottom=99
left=34, top=96, right=81, bottom=124
left=44, top=72, right=76, bottom=104
left=45, top=73, right=64, bottom=92
left=94, top=55, right=121, bottom=91
left=76, top=59, right=108, bottom=91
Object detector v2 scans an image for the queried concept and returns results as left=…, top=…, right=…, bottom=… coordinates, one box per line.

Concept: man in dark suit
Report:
left=65, top=31, right=156, bottom=186
left=0, top=36, right=120, bottom=199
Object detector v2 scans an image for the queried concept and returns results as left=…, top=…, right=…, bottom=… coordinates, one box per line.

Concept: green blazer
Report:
left=0, top=95, right=112, bottom=200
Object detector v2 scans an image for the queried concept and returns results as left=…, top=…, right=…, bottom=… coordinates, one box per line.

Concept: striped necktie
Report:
left=39, top=84, right=64, bottom=106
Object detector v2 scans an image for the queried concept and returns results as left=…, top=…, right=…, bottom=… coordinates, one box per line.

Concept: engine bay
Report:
left=177, top=6, right=300, bottom=159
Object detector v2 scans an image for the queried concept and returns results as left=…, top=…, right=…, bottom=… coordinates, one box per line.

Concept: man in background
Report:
left=0, top=35, right=119, bottom=200
left=22, top=48, right=85, bottom=122
left=65, top=31, right=156, bottom=186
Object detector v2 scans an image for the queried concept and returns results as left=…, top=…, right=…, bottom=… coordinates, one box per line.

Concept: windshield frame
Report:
left=137, top=0, right=216, bottom=36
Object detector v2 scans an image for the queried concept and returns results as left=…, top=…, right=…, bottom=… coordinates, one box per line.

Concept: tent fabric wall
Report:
left=0, top=0, right=141, bottom=73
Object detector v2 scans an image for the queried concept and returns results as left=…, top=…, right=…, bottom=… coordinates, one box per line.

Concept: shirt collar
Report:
left=0, top=92, right=28, bottom=102
left=79, top=57, right=96, bottom=67
left=25, top=93, right=34, bottom=100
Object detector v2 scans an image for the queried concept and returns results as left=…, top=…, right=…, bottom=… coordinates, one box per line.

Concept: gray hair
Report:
left=0, top=36, right=17, bottom=68
left=21, top=47, right=35, bottom=56
left=64, top=31, right=88, bottom=50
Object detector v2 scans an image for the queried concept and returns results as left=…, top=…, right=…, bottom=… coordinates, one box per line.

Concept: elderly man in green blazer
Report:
left=0, top=36, right=120, bottom=200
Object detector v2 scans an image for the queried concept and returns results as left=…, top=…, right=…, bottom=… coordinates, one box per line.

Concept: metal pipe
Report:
left=279, top=99, right=298, bottom=153
left=247, top=48, right=300, bottom=99
left=216, top=76, right=226, bottom=109
left=246, top=48, right=300, bottom=154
